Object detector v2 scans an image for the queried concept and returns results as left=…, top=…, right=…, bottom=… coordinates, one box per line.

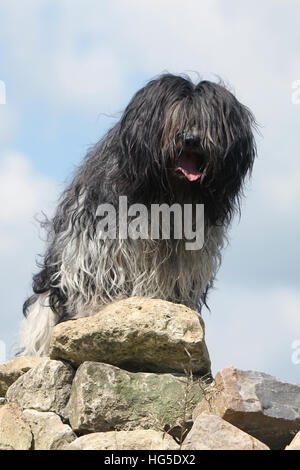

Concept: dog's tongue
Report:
left=175, top=153, right=202, bottom=182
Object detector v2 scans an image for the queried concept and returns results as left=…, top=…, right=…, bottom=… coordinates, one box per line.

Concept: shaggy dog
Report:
left=19, top=73, right=256, bottom=356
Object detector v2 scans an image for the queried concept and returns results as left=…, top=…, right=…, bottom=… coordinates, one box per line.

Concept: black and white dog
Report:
left=20, top=73, right=256, bottom=356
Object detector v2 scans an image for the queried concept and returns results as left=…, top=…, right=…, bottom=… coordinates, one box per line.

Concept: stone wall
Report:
left=0, top=298, right=299, bottom=450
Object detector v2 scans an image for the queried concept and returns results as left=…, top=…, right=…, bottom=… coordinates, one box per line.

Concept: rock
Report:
left=23, top=409, right=76, bottom=450
left=193, top=366, right=300, bottom=449
left=0, top=356, right=48, bottom=397
left=67, top=361, right=203, bottom=434
left=0, top=403, right=32, bottom=450
left=0, top=398, right=6, bottom=406
left=49, top=297, right=211, bottom=375
left=6, top=360, right=74, bottom=420
left=285, top=431, right=300, bottom=450
left=66, top=430, right=179, bottom=450
left=182, top=413, right=269, bottom=450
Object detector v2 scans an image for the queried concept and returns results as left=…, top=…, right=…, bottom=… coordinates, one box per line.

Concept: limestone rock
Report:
left=193, top=366, right=300, bottom=449
left=285, top=431, right=300, bottom=450
left=67, top=361, right=203, bottom=434
left=182, top=413, right=269, bottom=450
left=49, top=297, right=211, bottom=375
left=66, top=430, right=179, bottom=450
left=0, top=356, right=48, bottom=397
left=6, top=360, right=74, bottom=420
left=0, top=403, right=32, bottom=450
left=23, top=409, right=76, bottom=450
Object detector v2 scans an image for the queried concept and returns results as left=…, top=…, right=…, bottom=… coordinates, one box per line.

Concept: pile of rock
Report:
left=0, top=297, right=299, bottom=450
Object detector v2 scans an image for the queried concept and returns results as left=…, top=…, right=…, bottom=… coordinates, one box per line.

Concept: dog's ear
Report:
left=223, top=94, right=257, bottom=182
left=194, top=80, right=257, bottom=177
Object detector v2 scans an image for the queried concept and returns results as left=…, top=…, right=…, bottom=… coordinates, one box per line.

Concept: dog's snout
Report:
left=183, top=133, right=200, bottom=148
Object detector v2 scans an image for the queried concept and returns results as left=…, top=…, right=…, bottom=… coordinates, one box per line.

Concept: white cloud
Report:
left=1, top=0, right=299, bottom=118
left=264, top=169, right=300, bottom=213
left=0, top=105, right=18, bottom=143
left=0, top=152, right=57, bottom=254
left=276, top=289, right=300, bottom=335
left=0, top=153, right=56, bottom=224
left=0, top=152, right=58, bottom=356
left=203, top=285, right=300, bottom=382
left=53, top=50, right=124, bottom=110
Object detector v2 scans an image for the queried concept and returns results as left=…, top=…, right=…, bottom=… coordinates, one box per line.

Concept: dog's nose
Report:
left=183, top=133, right=200, bottom=148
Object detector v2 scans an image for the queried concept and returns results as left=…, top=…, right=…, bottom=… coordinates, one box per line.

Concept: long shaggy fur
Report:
left=20, top=73, right=256, bottom=356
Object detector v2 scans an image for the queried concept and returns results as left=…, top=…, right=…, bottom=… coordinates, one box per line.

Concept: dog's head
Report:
left=114, top=74, right=257, bottom=224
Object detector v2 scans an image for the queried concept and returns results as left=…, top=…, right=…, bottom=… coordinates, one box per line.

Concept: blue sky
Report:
left=0, top=0, right=299, bottom=383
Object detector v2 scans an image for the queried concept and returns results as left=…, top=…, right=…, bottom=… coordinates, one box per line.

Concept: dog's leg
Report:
left=19, top=293, right=58, bottom=356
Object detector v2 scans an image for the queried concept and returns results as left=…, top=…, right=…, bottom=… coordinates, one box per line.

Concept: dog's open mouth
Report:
left=175, top=151, right=204, bottom=182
